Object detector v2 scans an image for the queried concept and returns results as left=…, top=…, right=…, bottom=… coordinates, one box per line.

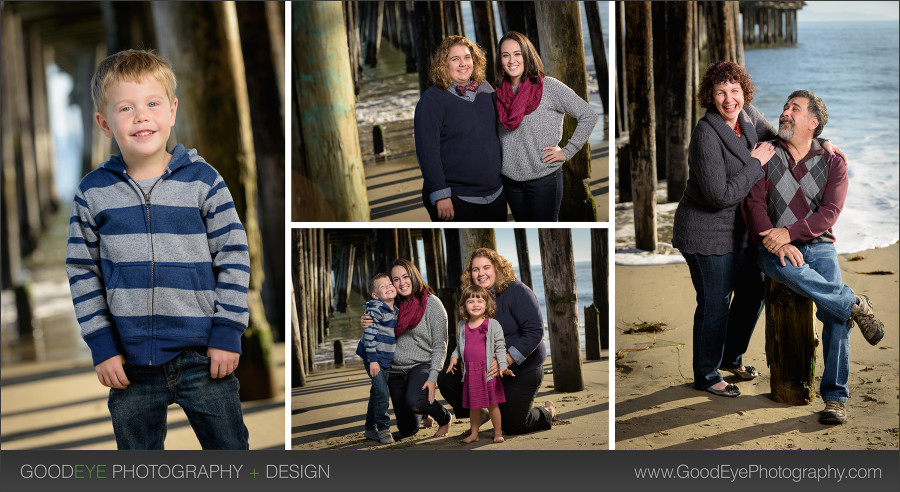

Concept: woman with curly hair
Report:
left=414, top=36, right=506, bottom=221
left=438, top=247, right=556, bottom=436
left=673, top=61, right=842, bottom=397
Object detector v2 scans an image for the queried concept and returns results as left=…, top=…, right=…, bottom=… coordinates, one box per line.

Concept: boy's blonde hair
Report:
left=458, top=284, right=497, bottom=321
left=369, top=273, right=390, bottom=298
left=91, top=49, right=177, bottom=113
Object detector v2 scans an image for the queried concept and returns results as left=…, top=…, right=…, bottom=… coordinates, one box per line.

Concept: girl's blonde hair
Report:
left=460, top=247, right=517, bottom=295
left=429, top=36, right=487, bottom=90
left=458, top=284, right=497, bottom=320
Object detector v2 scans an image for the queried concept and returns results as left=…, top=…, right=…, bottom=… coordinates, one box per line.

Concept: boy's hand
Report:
left=369, top=361, right=381, bottom=378
left=446, top=357, right=457, bottom=374
left=501, top=368, right=515, bottom=378
left=208, top=347, right=240, bottom=379
left=96, top=355, right=130, bottom=389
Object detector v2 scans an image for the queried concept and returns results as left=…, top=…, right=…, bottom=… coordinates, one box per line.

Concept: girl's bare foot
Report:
left=459, top=433, right=479, bottom=444
left=544, top=401, right=558, bottom=421
left=422, top=416, right=435, bottom=428
left=434, top=421, right=451, bottom=437
left=459, top=409, right=490, bottom=436
left=493, top=435, right=504, bottom=443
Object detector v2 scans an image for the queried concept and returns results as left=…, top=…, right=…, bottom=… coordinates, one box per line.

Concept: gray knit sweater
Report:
left=672, top=104, right=776, bottom=255
left=498, top=76, right=599, bottom=181
left=390, top=294, right=448, bottom=383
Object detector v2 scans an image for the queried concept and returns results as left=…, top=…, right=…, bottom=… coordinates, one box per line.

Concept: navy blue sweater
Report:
left=494, top=280, right=546, bottom=376
left=413, top=82, right=503, bottom=198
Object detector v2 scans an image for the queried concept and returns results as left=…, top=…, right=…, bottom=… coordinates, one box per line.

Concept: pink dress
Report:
left=462, top=319, right=507, bottom=409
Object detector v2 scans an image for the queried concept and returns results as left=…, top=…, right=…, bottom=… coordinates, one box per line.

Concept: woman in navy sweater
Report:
left=414, top=36, right=506, bottom=222
left=438, top=248, right=556, bottom=435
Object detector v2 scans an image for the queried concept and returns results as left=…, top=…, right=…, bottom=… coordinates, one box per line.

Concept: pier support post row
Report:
left=764, top=278, right=817, bottom=405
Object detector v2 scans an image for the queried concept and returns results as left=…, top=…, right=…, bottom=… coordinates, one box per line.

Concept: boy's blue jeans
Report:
left=365, top=364, right=391, bottom=432
left=108, top=349, right=250, bottom=449
left=757, top=242, right=854, bottom=402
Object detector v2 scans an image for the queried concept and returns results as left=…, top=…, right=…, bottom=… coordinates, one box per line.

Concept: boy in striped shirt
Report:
left=359, top=273, right=399, bottom=444
left=66, top=49, right=249, bottom=449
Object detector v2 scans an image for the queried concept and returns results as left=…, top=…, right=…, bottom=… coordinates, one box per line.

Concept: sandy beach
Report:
left=291, top=355, right=608, bottom=450
left=614, top=243, right=899, bottom=450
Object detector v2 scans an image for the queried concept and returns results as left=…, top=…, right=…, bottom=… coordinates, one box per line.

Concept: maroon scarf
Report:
left=495, top=76, right=544, bottom=130
left=394, top=291, right=429, bottom=337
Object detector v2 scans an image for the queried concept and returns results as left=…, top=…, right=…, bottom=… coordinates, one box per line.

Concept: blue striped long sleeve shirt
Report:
left=65, top=144, right=250, bottom=366
left=363, top=299, right=398, bottom=368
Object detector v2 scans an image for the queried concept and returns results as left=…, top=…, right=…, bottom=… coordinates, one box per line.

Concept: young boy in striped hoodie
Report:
left=65, top=49, right=250, bottom=449
left=356, top=273, right=399, bottom=444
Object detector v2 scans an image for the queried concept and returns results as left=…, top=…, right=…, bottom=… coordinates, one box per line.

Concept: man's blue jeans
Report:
left=107, top=349, right=250, bottom=449
left=683, top=246, right=764, bottom=390
left=757, top=242, right=854, bottom=402
left=365, top=364, right=391, bottom=432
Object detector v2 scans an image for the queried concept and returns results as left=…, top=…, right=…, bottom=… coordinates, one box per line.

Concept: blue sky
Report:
left=801, top=1, right=900, bottom=22
left=494, top=228, right=595, bottom=267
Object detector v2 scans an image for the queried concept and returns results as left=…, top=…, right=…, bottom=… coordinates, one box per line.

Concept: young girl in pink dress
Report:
left=446, top=285, right=515, bottom=443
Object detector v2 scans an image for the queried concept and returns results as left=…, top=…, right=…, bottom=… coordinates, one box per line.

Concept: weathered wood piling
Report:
left=538, top=229, right=584, bottom=393
left=740, top=1, right=802, bottom=48
left=154, top=0, right=277, bottom=400
left=591, top=228, right=609, bottom=351
left=624, top=1, right=658, bottom=252
left=293, top=2, right=369, bottom=222
left=765, top=279, right=817, bottom=405
left=535, top=2, right=596, bottom=222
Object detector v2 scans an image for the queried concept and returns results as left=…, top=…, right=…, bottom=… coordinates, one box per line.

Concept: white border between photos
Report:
left=283, top=1, right=617, bottom=452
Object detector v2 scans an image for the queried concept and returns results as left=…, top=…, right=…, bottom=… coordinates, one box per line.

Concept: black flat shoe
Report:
left=721, top=365, right=759, bottom=380
left=705, top=383, right=740, bottom=397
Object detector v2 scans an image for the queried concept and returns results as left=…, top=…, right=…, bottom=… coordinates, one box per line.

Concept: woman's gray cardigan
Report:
left=390, top=294, right=448, bottom=383
left=450, top=318, right=508, bottom=383
left=672, top=104, right=776, bottom=255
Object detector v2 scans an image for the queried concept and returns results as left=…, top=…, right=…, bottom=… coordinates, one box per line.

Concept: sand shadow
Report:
left=615, top=383, right=806, bottom=444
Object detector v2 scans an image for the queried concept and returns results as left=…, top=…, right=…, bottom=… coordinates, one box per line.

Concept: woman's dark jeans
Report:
left=388, top=363, right=452, bottom=438
left=503, top=169, right=564, bottom=222
left=438, top=361, right=552, bottom=435
left=682, top=246, right=764, bottom=390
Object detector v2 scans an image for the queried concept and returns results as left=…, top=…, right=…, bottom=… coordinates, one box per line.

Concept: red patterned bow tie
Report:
left=456, top=80, right=479, bottom=96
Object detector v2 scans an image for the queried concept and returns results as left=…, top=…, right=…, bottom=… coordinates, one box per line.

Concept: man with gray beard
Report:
left=742, top=90, right=885, bottom=425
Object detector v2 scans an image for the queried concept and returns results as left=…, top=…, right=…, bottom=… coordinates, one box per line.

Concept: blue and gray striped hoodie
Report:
left=66, top=144, right=250, bottom=367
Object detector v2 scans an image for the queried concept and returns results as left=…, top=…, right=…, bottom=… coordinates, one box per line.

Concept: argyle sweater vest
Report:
left=765, top=145, right=834, bottom=243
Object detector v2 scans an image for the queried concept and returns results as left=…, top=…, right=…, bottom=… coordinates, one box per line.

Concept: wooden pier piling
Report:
left=591, top=228, right=609, bottom=350
left=535, top=1, right=596, bottom=222
left=293, top=1, right=369, bottom=221
left=471, top=1, right=498, bottom=85
left=514, top=229, right=533, bottom=290
left=538, top=229, right=584, bottom=393
left=584, top=1, right=610, bottom=113
left=624, top=1, right=658, bottom=252
left=154, top=0, right=274, bottom=400
left=765, top=279, right=817, bottom=405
